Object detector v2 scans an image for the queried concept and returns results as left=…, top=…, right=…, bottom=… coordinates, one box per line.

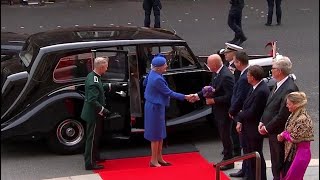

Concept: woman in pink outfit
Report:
left=277, top=91, right=314, bottom=180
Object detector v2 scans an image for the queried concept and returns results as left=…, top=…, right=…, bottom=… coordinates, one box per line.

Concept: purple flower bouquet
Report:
left=202, top=86, right=215, bottom=98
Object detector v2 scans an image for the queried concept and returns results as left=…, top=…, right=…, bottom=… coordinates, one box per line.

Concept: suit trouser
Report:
left=266, top=0, right=282, bottom=24
left=143, top=0, right=161, bottom=28
left=239, top=132, right=249, bottom=176
left=269, top=134, right=284, bottom=180
left=84, top=116, right=104, bottom=167
left=231, top=120, right=241, bottom=155
left=245, top=134, right=267, bottom=180
left=228, top=6, right=245, bottom=39
left=213, top=107, right=233, bottom=159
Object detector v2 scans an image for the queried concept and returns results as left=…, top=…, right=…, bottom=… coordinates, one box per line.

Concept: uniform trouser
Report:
left=245, top=134, right=267, bottom=180
left=84, top=116, right=104, bottom=167
left=228, top=6, right=245, bottom=40
left=143, top=0, right=161, bottom=28
left=213, top=107, right=233, bottom=159
left=266, top=0, right=282, bottom=24
left=269, top=134, right=284, bottom=180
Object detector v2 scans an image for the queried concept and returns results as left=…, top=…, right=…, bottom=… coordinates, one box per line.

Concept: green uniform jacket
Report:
left=81, top=71, right=111, bottom=123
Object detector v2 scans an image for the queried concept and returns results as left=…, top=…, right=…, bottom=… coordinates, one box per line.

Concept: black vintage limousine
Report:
left=1, top=26, right=277, bottom=154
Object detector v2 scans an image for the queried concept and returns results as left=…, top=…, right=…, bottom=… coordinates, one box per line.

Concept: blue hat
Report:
left=151, top=53, right=166, bottom=67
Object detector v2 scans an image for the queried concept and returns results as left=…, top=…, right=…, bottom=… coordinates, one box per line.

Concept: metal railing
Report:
left=214, top=151, right=261, bottom=180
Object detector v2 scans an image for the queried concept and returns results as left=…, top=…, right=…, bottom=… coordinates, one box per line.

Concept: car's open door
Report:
left=91, top=49, right=131, bottom=136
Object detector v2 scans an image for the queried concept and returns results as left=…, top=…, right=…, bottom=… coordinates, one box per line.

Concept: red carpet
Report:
left=94, top=152, right=230, bottom=180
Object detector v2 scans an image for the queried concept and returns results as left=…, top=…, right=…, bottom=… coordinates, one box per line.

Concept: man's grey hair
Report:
left=94, top=57, right=109, bottom=68
left=273, top=56, right=292, bottom=75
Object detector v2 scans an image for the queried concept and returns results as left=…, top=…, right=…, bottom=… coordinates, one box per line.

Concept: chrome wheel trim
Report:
left=56, top=119, right=84, bottom=146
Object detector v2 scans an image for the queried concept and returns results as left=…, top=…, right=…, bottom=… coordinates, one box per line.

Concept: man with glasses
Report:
left=258, top=56, right=298, bottom=180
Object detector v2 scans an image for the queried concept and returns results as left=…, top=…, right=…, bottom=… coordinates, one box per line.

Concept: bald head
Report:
left=207, top=54, right=223, bottom=72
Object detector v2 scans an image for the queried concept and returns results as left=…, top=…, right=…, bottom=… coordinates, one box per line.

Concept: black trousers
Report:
left=269, top=134, right=284, bottom=180
left=245, top=134, right=267, bottom=180
left=231, top=120, right=241, bottom=155
left=143, top=0, right=161, bottom=28
left=266, top=0, right=282, bottom=24
left=213, top=106, right=233, bottom=159
left=228, top=6, right=245, bottom=39
left=84, top=116, right=104, bottom=167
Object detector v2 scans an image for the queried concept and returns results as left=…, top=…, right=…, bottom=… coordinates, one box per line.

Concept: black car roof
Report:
left=1, top=32, right=28, bottom=45
left=28, top=26, right=184, bottom=48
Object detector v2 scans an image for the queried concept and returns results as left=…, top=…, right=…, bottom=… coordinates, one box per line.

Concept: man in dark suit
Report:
left=228, top=51, right=251, bottom=176
left=193, top=54, right=235, bottom=170
left=227, top=0, right=247, bottom=45
left=258, top=56, right=299, bottom=180
left=236, top=65, right=270, bottom=180
left=223, top=43, right=242, bottom=158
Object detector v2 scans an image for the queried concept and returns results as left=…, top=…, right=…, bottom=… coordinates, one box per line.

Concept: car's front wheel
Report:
left=47, top=118, right=86, bottom=155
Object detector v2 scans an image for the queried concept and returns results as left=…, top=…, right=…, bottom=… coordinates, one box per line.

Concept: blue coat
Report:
left=143, top=70, right=185, bottom=141
left=144, top=70, right=185, bottom=105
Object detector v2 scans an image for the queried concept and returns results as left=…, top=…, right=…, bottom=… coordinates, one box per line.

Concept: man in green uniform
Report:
left=81, top=56, right=118, bottom=170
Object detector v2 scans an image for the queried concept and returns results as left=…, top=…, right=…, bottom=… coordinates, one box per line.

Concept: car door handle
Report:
left=115, top=91, right=126, bottom=97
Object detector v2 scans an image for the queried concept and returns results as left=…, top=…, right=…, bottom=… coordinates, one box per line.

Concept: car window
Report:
left=95, top=47, right=126, bottom=81
left=20, top=39, right=34, bottom=67
left=53, top=52, right=93, bottom=82
left=148, top=45, right=195, bottom=70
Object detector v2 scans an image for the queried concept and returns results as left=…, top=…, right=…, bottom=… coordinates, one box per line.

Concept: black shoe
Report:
left=265, top=23, right=272, bottom=26
left=276, top=22, right=281, bottom=26
left=227, top=38, right=239, bottom=44
left=85, top=164, right=104, bottom=170
left=158, top=161, right=172, bottom=166
left=96, top=159, right=106, bottom=163
left=229, top=169, right=244, bottom=177
left=236, top=36, right=247, bottom=45
left=220, top=163, right=234, bottom=171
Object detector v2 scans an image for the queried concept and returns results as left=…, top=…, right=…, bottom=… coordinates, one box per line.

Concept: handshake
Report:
left=185, top=94, right=200, bottom=103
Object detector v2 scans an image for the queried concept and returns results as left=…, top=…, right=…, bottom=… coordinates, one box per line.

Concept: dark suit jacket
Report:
left=260, top=77, right=299, bottom=134
left=198, top=65, right=234, bottom=108
left=229, top=69, right=251, bottom=116
left=236, top=81, right=270, bottom=137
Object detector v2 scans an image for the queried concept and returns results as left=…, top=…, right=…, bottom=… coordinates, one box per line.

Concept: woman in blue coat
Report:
left=144, top=54, right=191, bottom=167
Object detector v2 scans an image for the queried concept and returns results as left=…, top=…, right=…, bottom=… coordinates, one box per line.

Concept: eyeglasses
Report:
left=271, top=67, right=279, bottom=70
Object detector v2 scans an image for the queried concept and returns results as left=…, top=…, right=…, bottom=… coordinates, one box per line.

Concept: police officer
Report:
left=81, top=56, right=120, bottom=170
left=227, top=0, right=247, bottom=45
left=143, top=0, right=162, bottom=28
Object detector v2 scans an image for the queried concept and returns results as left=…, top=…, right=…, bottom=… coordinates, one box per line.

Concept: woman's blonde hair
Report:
left=286, top=91, right=307, bottom=108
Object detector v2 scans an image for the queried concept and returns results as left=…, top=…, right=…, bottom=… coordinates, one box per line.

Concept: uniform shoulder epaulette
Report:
left=93, top=76, right=99, bottom=83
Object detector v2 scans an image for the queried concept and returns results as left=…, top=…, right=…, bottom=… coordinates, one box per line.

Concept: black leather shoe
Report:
left=265, top=23, right=271, bottom=26
left=227, top=39, right=239, bottom=44
left=229, top=169, right=244, bottom=177
left=236, top=36, right=247, bottom=45
left=85, top=164, right=104, bottom=170
left=158, top=161, right=172, bottom=166
left=220, top=163, right=234, bottom=171
left=96, top=159, right=106, bottom=163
